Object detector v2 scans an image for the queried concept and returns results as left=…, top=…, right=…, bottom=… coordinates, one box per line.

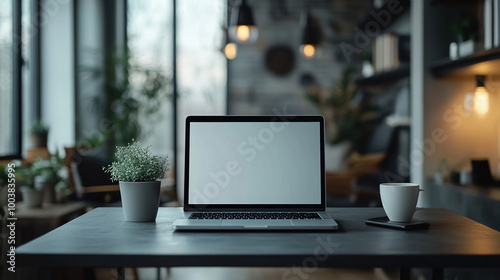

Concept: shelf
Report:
left=429, top=47, right=500, bottom=77
left=356, top=0, right=410, bottom=34
left=431, top=0, right=480, bottom=5
left=354, top=64, right=409, bottom=86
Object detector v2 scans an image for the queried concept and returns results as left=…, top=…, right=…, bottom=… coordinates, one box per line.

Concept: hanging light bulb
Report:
left=301, top=44, right=316, bottom=59
left=474, top=75, right=489, bottom=115
left=300, top=12, right=322, bottom=59
left=224, top=43, right=237, bottom=60
left=228, top=0, right=258, bottom=44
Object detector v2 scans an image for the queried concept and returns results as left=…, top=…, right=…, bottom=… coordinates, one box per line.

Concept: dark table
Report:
left=17, top=207, right=500, bottom=280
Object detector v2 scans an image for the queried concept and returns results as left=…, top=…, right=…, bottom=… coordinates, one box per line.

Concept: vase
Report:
left=324, top=142, right=351, bottom=171
left=119, top=181, right=161, bottom=222
left=458, top=40, right=474, bottom=57
left=29, top=133, right=48, bottom=148
left=34, top=176, right=57, bottom=204
left=21, top=187, right=43, bottom=208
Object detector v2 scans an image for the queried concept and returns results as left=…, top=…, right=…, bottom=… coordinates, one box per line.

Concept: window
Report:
left=127, top=0, right=227, bottom=201
left=176, top=0, right=227, bottom=200
left=127, top=0, right=174, bottom=159
left=0, top=0, right=19, bottom=158
left=0, top=0, right=36, bottom=159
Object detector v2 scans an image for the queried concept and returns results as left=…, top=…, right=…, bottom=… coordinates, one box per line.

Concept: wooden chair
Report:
left=326, top=152, right=386, bottom=204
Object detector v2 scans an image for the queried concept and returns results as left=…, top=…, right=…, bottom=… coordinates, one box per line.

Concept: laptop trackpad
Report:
left=221, top=220, right=293, bottom=227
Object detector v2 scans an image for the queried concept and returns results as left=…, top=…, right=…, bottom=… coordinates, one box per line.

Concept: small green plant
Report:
left=451, top=13, right=478, bottom=42
left=30, top=120, right=49, bottom=135
left=103, top=140, right=168, bottom=182
left=0, top=165, right=9, bottom=186
left=305, top=67, right=378, bottom=145
left=30, top=150, right=64, bottom=182
left=6, top=161, right=35, bottom=189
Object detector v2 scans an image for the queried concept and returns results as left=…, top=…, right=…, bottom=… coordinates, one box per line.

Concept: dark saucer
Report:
left=365, top=216, right=430, bottom=230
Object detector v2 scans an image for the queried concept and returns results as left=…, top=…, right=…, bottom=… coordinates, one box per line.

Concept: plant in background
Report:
left=29, top=120, right=49, bottom=135
left=0, top=165, right=9, bottom=218
left=103, top=140, right=168, bottom=182
left=0, top=165, right=8, bottom=187
left=306, top=67, right=377, bottom=146
left=8, top=161, right=35, bottom=189
left=30, top=150, right=65, bottom=182
left=29, top=119, right=49, bottom=147
left=82, top=46, right=172, bottom=153
left=451, top=13, right=478, bottom=43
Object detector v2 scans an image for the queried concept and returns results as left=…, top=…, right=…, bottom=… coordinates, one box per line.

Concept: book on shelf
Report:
left=483, top=0, right=500, bottom=49
left=494, top=0, right=500, bottom=47
left=372, top=33, right=409, bottom=73
left=484, top=0, right=493, bottom=50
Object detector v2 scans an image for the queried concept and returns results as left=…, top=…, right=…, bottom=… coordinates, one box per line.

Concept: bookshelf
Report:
left=355, top=1, right=411, bottom=86
left=356, top=0, right=411, bottom=33
left=355, top=64, right=409, bottom=86
left=429, top=47, right=500, bottom=77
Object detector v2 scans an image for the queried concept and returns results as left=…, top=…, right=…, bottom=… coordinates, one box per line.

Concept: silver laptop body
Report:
left=173, top=115, right=338, bottom=231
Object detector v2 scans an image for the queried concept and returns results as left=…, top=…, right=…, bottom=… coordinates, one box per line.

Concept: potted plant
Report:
left=451, top=13, right=478, bottom=57
left=305, top=67, right=377, bottom=170
left=29, top=120, right=49, bottom=148
left=0, top=165, right=9, bottom=210
left=82, top=46, right=171, bottom=154
left=434, top=159, right=448, bottom=185
left=103, top=140, right=168, bottom=222
left=15, top=162, right=43, bottom=208
left=30, top=151, right=64, bottom=204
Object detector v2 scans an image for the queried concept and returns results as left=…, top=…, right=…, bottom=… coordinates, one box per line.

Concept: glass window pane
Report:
left=0, top=0, right=15, bottom=156
left=22, top=0, right=33, bottom=154
left=176, top=0, right=227, bottom=201
left=128, top=0, right=174, bottom=173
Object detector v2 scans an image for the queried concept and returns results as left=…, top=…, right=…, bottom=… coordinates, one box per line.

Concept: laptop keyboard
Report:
left=189, top=212, right=321, bottom=220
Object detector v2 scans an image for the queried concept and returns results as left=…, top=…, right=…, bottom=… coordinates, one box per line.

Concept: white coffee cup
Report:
left=380, top=183, right=421, bottom=222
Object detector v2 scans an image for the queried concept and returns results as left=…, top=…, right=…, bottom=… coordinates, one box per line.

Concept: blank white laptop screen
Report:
left=187, top=121, right=322, bottom=205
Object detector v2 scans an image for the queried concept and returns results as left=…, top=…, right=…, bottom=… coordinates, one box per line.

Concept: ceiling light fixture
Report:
left=300, top=12, right=322, bottom=59
left=229, top=0, right=258, bottom=44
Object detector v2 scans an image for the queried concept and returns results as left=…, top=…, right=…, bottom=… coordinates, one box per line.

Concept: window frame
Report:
left=1, top=0, right=41, bottom=160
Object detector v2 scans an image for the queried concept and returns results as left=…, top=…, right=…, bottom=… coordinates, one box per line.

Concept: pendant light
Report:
left=474, top=75, right=489, bottom=115
left=229, top=0, right=258, bottom=44
left=224, top=42, right=237, bottom=60
left=300, top=12, right=322, bottom=59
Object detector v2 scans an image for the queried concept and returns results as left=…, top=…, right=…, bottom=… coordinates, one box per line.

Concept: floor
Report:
left=133, top=267, right=401, bottom=280
left=82, top=266, right=500, bottom=280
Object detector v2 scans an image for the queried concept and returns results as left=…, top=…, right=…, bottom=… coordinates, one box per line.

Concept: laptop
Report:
left=172, top=115, right=338, bottom=231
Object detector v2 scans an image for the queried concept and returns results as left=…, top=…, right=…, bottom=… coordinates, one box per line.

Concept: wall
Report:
left=422, top=1, right=500, bottom=179
left=424, top=75, right=500, bottom=177
left=228, top=0, right=370, bottom=115
left=41, top=0, right=75, bottom=152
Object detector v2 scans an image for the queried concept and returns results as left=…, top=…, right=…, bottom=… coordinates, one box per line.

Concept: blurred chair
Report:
left=326, top=152, right=385, bottom=206
left=326, top=121, right=410, bottom=206
left=64, top=147, right=120, bottom=206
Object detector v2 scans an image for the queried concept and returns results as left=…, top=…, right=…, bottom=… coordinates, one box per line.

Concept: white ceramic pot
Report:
left=119, top=181, right=161, bottom=222
left=458, top=39, right=474, bottom=57
left=21, top=187, right=43, bottom=208
left=324, top=142, right=351, bottom=171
